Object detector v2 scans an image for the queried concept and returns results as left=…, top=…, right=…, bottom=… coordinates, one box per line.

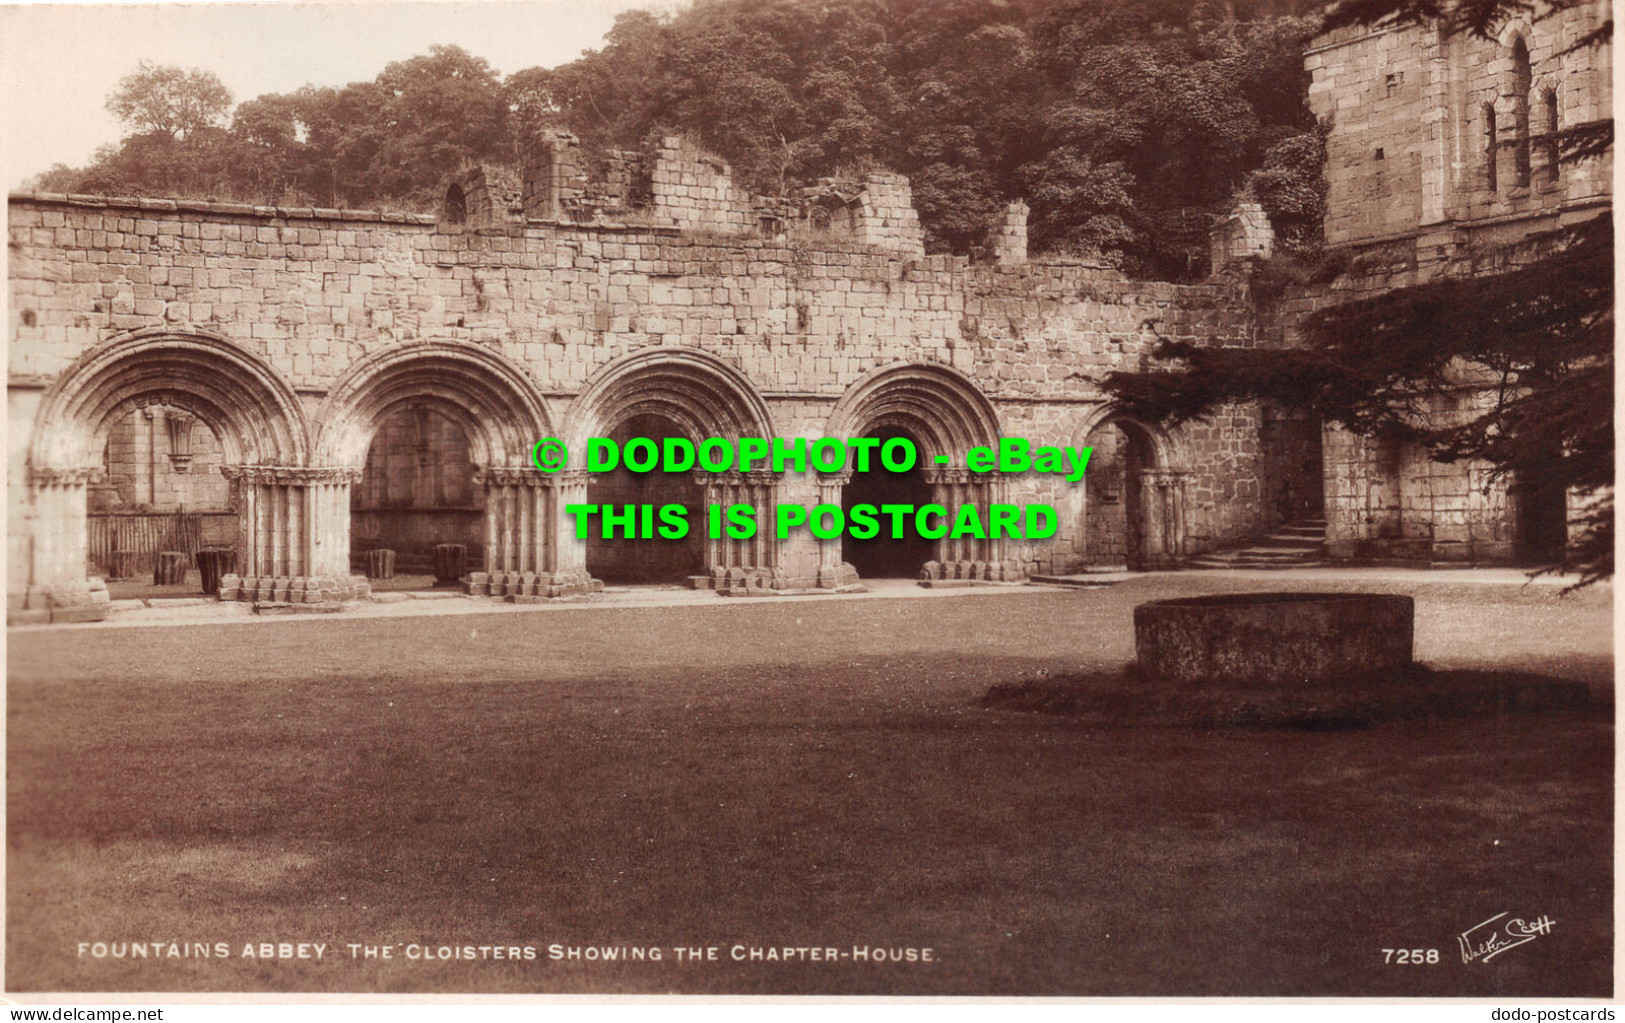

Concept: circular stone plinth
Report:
left=1133, top=592, right=1414, bottom=687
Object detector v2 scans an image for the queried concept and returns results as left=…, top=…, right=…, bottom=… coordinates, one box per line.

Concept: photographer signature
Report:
left=1459, top=912, right=1556, bottom=963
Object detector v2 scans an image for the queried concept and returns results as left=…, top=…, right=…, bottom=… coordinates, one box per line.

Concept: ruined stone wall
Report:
left=8, top=190, right=1265, bottom=602
left=1283, top=0, right=1611, bottom=565
left=1308, top=1, right=1611, bottom=248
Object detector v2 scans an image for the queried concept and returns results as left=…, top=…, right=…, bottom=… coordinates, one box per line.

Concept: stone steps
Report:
left=1185, top=519, right=1327, bottom=571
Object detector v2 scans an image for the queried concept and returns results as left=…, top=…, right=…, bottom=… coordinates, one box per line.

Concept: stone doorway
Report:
left=840, top=426, right=935, bottom=579
left=1509, top=473, right=1569, bottom=565
left=350, top=403, right=484, bottom=591
left=584, top=413, right=707, bottom=585
left=1083, top=420, right=1149, bottom=570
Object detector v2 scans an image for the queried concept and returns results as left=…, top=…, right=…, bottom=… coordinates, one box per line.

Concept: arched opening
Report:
left=90, top=404, right=237, bottom=596
left=317, top=341, right=556, bottom=592
left=1082, top=419, right=1154, bottom=570
left=350, top=402, right=484, bottom=589
left=584, top=413, right=707, bottom=584
left=23, top=328, right=310, bottom=617
left=565, top=349, right=777, bottom=591
left=841, top=425, right=935, bottom=579
left=443, top=184, right=468, bottom=225
left=825, top=363, right=1011, bottom=584
left=1511, top=38, right=1533, bottom=187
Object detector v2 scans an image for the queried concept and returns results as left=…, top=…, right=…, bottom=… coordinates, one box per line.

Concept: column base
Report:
left=918, top=560, right=1027, bottom=584
left=688, top=562, right=868, bottom=596
left=11, top=579, right=112, bottom=624
left=463, top=569, right=601, bottom=598
left=218, top=574, right=370, bottom=603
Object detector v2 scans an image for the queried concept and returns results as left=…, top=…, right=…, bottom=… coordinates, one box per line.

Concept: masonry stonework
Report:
left=8, top=150, right=1273, bottom=619
left=14, top=3, right=1607, bottom=621
left=1292, top=0, right=1611, bottom=564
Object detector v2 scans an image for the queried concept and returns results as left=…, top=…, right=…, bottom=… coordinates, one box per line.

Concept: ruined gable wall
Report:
left=1309, top=1, right=1611, bottom=249
left=1290, top=0, right=1611, bottom=565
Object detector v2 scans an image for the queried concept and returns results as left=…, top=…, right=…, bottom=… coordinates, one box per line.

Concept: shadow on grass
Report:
left=981, top=664, right=1601, bottom=731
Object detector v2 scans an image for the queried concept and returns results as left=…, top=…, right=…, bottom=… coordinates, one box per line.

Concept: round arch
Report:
left=562, top=348, right=775, bottom=452
left=30, top=326, right=310, bottom=473
left=825, top=363, right=1008, bottom=583
left=825, top=361, right=1002, bottom=457
left=1068, top=404, right=1188, bottom=471
left=314, top=340, right=554, bottom=470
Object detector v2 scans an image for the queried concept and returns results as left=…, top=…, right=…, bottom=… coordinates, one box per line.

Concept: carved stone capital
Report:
left=475, top=466, right=551, bottom=488
left=1140, top=469, right=1193, bottom=488
left=693, top=469, right=782, bottom=488
left=922, top=466, right=974, bottom=486
left=221, top=465, right=362, bottom=486
left=30, top=465, right=106, bottom=487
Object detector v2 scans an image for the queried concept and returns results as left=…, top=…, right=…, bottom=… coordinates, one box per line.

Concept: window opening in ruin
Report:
left=1483, top=103, right=1499, bottom=192
left=442, top=184, right=468, bottom=225
left=841, top=426, right=935, bottom=579
left=585, top=412, right=706, bottom=585
left=1511, top=37, right=1533, bottom=188
left=1542, top=88, right=1561, bottom=186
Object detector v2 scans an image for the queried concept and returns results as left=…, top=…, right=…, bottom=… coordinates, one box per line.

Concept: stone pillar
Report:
left=471, top=468, right=594, bottom=599
left=522, top=131, right=587, bottom=221
left=814, top=470, right=860, bottom=590
left=917, top=468, right=1025, bottom=583
left=691, top=470, right=782, bottom=594
left=1209, top=201, right=1274, bottom=274
left=1138, top=470, right=1192, bottom=569
left=980, top=201, right=1029, bottom=266
left=220, top=466, right=363, bottom=603
left=22, top=466, right=110, bottom=622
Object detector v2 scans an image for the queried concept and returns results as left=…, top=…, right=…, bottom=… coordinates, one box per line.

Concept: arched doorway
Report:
left=825, top=363, right=1017, bottom=584
left=316, top=340, right=570, bottom=596
left=24, top=327, right=311, bottom=619
left=1082, top=420, right=1151, bottom=569
left=585, top=412, right=706, bottom=584
left=840, top=426, right=936, bottom=579
left=1074, top=413, right=1189, bottom=572
left=350, top=403, right=483, bottom=588
left=564, top=349, right=777, bottom=592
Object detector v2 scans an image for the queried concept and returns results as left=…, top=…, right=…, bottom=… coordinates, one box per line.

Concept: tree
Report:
left=1102, top=0, right=1613, bottom=584
left=106, top=61, right=232, bottom=140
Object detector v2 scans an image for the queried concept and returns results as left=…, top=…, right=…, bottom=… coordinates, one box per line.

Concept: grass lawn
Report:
left=6, top=577, right=1612, bottom=996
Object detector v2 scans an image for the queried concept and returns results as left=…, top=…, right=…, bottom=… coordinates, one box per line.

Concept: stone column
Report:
left=691, top=469, right=782, bottom=594
left=813, top=470, right=859, bottom=590
left=918, top=467, right=1021, bottom=583
left=220, top=466, right=363, bottom=604
left=1137, top=470, right=1191, bottom=569
left=475, top=468, right=594, bottom=599
left=981, top=470, right=1025, bottom=581
left=22, top=466, right=110, bottom=622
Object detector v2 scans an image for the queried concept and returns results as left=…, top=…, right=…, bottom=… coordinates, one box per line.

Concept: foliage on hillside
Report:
left=26, top=0, right=1322, bottom=279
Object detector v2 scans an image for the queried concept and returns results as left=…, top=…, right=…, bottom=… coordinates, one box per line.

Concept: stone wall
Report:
left=1281, top=0, right=1612, bottom=566
left=7, top=183, right=1268, bottom=611
left=1307, top=1, right=1611, bottom=248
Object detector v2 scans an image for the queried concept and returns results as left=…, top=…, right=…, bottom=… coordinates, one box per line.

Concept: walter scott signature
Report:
left=1459, top=912, right=1557, bottom=963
